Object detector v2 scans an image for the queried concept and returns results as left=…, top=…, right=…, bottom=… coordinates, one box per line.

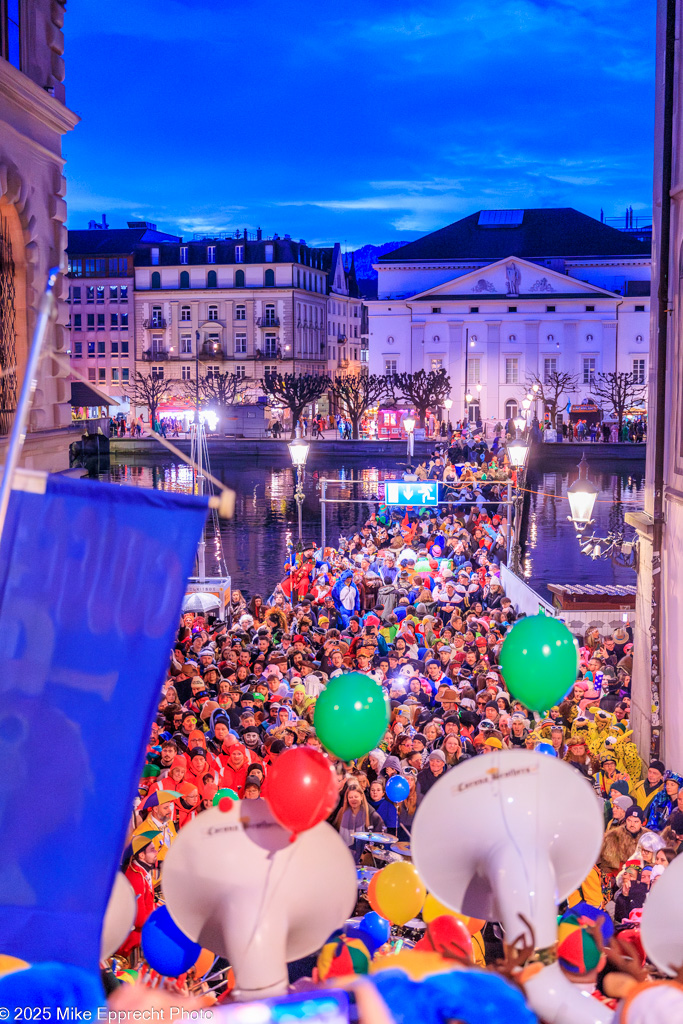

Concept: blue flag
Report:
left=0, top=473, right=208, bottom=972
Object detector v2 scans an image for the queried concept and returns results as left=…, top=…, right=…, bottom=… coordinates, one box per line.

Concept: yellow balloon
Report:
left=0, top=955, right=29, bottom=977
left=373, top=861, right=426, bottom=926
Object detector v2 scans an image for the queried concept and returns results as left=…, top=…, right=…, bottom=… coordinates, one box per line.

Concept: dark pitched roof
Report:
left=133, top=236, right=327, bottom=268
left=377, top=208, right=652, bottom=263
left=67, top=227, right=180, bottom=256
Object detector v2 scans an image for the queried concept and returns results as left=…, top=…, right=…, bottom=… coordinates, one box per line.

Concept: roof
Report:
left=70, top=381, right=120, bottom=407
left=547, top=584, right=636, bottom=597
left=377, top=208, right=652, bottom=263
left=134, top=236, right=328, bottom=269
left=67, top=226, right=180, bottom=256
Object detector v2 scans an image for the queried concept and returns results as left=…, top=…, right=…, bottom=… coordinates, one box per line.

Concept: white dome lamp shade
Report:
left=567, top=454, right=599, bottom=530
left=100, top=872, right=136, bottom=959
left=411, top=750, right=609, bottom=1024
left=640, top=852, right=683, bottom=976
left=162, top=799, right=358, bottom=1000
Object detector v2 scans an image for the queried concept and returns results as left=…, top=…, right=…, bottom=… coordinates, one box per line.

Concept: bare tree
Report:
left=178, top=370, right=251, bottom=421
left=328, top=373, right=388, bottom=439
left=524, top=370, right=578, bottom=424
left=124, top=371, right=177, bottom=428
left=386, top=368, right=451, bottom=427
left=260, top=372, right=330, bottom=437
left=589, top=372, right=647, bottom=434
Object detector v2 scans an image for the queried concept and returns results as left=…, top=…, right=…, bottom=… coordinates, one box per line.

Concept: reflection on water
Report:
left=102, top=455, right=644, bottom=603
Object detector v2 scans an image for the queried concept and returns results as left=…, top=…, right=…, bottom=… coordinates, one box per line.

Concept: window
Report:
left=585, top=305, right=595, bottom=312
left=98, top=368, right=106, bottom=383
left=547, top=334, right=554, bottom=342
left=110, top=313, right=118, bottom=328
left=385, top=359, right=398, bottom=376
left=544, top=357, right=557, bottom=382
left=263, top=364, right=277, bottom=382
left=87, top=314, right=95, bottom=329
left=636, top=334, right=644, bottom=343
left=118, top=258, right=127, bottom=276
left=96, top=286, right=104, bottom=303
left=122, top=368, right=130, bottom=383
left=121, top=313, right=128, bottom=329
left=1, top=0, right=20, bottom=68
left=151, top=271, right=161, bottom=289
left=235, top=365, right=246, bottom=379
left=635, top=305, right=646, bottom=312
left=97, top=340, right=105, bottom=354
left=264, top=303, right=276, bottom=326
left=180, top=246, right=188, bottom=265
left=73, top=341, right=82, bottom=358
left=72, top=287, right=81, bottom=304
left=470, top=306, right=479, bottom=313
left=586, top=333, right=594, bottom=342
left=508, top=306, right=517, bottom=313
left=88, top=368, right=96, bottom=382
left=208, top=304, right=219, bottom=321
left=505, top=399, right=518, bottom=420
left=431, top=357, right=443, bottom=371
left=467, top=358, right=481, bottom=384
left=108, top=259, right=117, bottom=276
left=73, top=314, right=81, bottom=331
left=207, top=245, right=216, bottom=264
left=583, top=357, right=596, bottom=385
left=151, top=247, right=160, bottom=266
left=85, top=259, right=95, bottom=276
left=431, top=307, right=441, bottom=314
left=86, top=286, right=94, bottom=304
left=180, top=271, right=190, bottom=288
left=235, top=333, right=247, bottom=354
left=120, top=286, right=128, bottom=301
left=235, top=304, right=246, bottom=320
left=207, top=270, right=217, bottom=288
left=546, top=305, right=556, bottom=313
left=121, top=340, right=129, bottom=356
left=151, top=305, right=163, bottom=327
left=264, top=268, right=275, bottom=286
left=181, top=365, right=192, bottom=380
left=111, top=340, right=118, bottom=354
left=109, top=286, right=117, bottom=302
left=111, top=368, right=119, bottom=384
left=176, top=307, right=189, bottom=325
left=206, top=365, right=220, bottom=380
left=633, top=358, right=646, bottom=383
left=265, top=244, right=274, bottom=263
left=180, top=334, right=192, bottom=354
left=151, top=366, right=164, bottom=380
left=68, top=258, right=82, bottom=276
left=87, top=340, right=95, bottom=356
left=505, top=357, right=518, bottom=384
left=235, top=269, right=245, bottom=287
left=235, top=245, right=244, bottom=263
left=508, top=334, right=516, bottom=342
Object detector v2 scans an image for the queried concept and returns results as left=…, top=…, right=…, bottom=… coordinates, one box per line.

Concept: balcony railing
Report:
left=142, top=349, right=169, bottom=360
left=256, top=317, right=280, bottom=328
left=255, top=347, right=281, bottom=360
left=143, top=318, right=167, bottom=329
left=198, top=347, right=224, bottom=360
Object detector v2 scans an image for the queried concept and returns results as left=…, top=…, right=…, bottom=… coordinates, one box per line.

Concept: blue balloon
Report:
left=386, top=775, right=410, bottom=803
left=536, top=743, right=557, bottom=757
left=141, top=905, right=201, bottom=976
left=361, top=911, right=391, bottom=949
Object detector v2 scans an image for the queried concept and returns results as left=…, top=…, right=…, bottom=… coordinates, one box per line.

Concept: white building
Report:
left=369, top=208, right=650, bottom=423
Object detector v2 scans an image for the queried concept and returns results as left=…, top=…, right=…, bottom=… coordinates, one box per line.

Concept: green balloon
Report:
left=212, top=788, right=239, bottom=806
left=499, top=614, right=578, bottom=713
left=314, top=672, right=390, bottom=761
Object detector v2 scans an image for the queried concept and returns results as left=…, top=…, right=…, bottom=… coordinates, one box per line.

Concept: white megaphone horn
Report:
left=640, top=850, right=683, bottom=976
left=100, top=872, right=136, bottom=960
left=412, top=750, right=611, bottom=1024
left=162, top=798, right=357, bottom=999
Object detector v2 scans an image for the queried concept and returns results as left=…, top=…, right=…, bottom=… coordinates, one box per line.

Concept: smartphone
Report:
left=215, top=990, right=358, bottom=1024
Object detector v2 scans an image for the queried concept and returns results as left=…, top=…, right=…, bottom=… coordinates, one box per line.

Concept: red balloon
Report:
left=263, top=747, right=338, bottom=835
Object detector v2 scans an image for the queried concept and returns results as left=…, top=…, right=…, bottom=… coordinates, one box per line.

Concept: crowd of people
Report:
left=113, top=446, right=678, bottom=1009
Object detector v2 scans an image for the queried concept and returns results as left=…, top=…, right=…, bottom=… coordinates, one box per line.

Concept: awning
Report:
left=70, top=381, right=120, bottom=407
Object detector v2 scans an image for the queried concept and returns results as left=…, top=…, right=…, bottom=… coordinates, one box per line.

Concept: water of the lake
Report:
left=99, top=452, right=644, bottom=603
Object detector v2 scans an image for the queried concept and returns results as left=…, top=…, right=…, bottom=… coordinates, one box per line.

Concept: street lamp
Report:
left=403, top=415, right=415, bottom=461
left=567, top=453, right=598, bottom=531
left=465, top=391, right=473, bottom=404
left=288, top=431, right=310, bottom=548
left=513, top=415, right=526, bottom=432
left=444, top=397, right=453, bottom=432
left=506, top=436, right=529, bottom=469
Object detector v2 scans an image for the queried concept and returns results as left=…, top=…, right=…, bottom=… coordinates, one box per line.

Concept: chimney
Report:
left=102, top=213, right=109, bottom=229
left=243, top=228, right=248, bottom=240
left=256, top=227, right=262, bottom=240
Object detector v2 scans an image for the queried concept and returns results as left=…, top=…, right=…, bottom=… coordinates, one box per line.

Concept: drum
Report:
left=352, top=831, right=397, bottom=846
left=390, top=842, right=412, bottom=858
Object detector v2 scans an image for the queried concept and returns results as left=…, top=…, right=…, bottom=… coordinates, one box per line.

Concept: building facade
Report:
left=0, top=0, right=79, bottom=468
left=369, top=209, right=650, bottom=423
left=132, top=233, right=330, bottom=392
left=66, top=220, right=180, bottom=407
left=321, top=243, right=363, bottom=381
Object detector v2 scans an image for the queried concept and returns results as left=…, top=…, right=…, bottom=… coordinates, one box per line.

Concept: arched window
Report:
left=586, top=333, right=594, bottom=342
left=505, top=399, right=518, bottom=420
left=235, top=269, right=245, bottom=287
left=636, top=334, right=643, bottom=343
left=508, top=333, right=516, bottom=342
left=180, top=271, right=190, bottom=289
left=207, top=270, right=217, bottom=288
left=387, top=335, right=394, bottom=344
left=265, top=268, right=275, bottom=286
left=208, top=304, right=219, bottom=321
left=547, top=334, right=554, bottom=342
left=151, top=271, right=161, bottom=289
left=433, top=335, right=440, bottom=343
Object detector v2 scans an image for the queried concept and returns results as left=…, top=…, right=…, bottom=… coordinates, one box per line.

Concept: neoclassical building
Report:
left=368, top=208, right=650, bottom=423
left=0, top=0, right=78, bottom=468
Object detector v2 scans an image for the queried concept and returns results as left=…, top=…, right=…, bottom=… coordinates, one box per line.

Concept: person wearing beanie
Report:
left=647, top=769, right=683, bottom=832
left=632, top=759, right=666, bottom=814
left=417, top=748, right=446, bottom=800
left=606, top=792, right=635, bottom=833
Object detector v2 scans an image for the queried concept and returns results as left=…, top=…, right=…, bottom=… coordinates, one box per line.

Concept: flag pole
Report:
left=0, top=266, right=60, bottom=541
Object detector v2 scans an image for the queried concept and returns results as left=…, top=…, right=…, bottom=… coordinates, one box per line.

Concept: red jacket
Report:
left=118, top=862, right=154, bottom=955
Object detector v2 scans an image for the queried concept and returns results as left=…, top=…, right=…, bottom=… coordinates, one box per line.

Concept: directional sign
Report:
left=384, top=480, right=439, bottom=506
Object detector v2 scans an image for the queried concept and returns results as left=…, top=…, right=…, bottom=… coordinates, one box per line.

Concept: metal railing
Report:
left=256, top=317, right=280, bottom=327
left=142, top=349, right=169, bottom=360
left=143, top=318, right=167, bottom=329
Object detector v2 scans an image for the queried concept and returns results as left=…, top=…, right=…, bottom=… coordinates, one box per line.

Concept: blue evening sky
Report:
left=62, top=0, right=656, bottom=248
